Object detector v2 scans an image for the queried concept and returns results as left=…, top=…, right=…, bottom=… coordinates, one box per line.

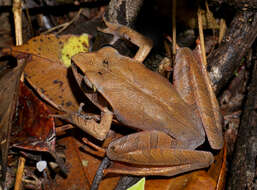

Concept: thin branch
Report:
left=172, top=0, right=176, bottom=56
left=218, top=19, right=226, bottom=44
left=14, top=157, right=26, bottom=190
left=12, top=0, right=23, bottom=45
left=198, top=7, right=207, bottom=66
left=90, top=157, right=111, bottom=190
left=43, top=8, right=82, bottom=34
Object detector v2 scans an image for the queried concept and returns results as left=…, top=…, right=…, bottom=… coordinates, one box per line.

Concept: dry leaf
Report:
left=3, top=34, right=91, bottom=113
left=52, top=135, right=120, bottom=190
left=0, top=60, right=26, bottom=186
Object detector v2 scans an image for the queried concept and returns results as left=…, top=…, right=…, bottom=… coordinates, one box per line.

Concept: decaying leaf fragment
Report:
left=11, top=82, right=56, bottom=153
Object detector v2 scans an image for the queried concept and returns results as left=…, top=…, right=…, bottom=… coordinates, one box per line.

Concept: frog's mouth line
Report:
left=71, top=61, right=95, bottom=93
left=71, top=60, right=113, bottom=113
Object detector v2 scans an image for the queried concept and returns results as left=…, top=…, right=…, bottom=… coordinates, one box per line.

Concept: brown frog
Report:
left=69, top=20, right=223, bottom=176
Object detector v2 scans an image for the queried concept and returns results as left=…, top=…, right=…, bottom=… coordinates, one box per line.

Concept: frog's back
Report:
left=76, top=47, right=205, bottom=149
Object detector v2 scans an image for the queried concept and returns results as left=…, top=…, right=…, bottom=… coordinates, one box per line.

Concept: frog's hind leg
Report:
left=98, top=19, right=153, bottom=62
left=174, top=48, right=223, bottom=150
left=106, top=130, right=214, bottom=176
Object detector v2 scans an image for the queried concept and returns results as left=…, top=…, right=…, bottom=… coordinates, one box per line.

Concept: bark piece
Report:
left=207, top=11, right=257, bottom=93
left=104, top=0, right=144, bottom=27
left=226, top=52, right=257, bottom=190
left=210, top=0, right=257, bottom=10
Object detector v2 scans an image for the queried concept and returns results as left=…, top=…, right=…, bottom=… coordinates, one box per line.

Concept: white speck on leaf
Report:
left=36, top=160, right=47, bottom=172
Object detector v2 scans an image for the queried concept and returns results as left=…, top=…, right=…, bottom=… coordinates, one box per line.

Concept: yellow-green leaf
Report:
left=127, top=178, right=145, bottom=190
left=61, top=34, right=90, bottom=67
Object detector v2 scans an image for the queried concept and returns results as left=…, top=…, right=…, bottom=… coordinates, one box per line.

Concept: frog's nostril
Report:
left=110, top=145, right=116, bottom=152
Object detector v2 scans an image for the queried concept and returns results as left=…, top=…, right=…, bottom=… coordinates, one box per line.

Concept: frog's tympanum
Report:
left=69, top=20, right=223, bottom=176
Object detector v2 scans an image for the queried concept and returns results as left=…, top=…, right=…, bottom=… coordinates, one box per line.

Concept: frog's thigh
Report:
left=106, top=130, right=214, bottom=176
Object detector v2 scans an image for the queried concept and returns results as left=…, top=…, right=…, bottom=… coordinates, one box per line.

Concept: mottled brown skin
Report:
left=71, top=20, right=224, bottom=176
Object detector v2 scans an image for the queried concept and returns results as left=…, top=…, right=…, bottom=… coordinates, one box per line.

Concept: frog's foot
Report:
left=55, top=124, right=74, bottom=135
left=104, top=161, right=210, bottom=177
left=105, top=130, right=214, bottom=176
left=98, top=18, right=153, bottom=62
left=54, top=109, right=113, bottom=141
left=158, top=57, right=172, bottom=77
left=81, top=137, right=106, bottom=157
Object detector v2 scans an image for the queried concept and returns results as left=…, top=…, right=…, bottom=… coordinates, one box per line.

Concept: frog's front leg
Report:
left=105, top=130, right=214, bottom=176
left=99, top=19, right=153, bottom=62
left=56, top=108, right=113, bottom=141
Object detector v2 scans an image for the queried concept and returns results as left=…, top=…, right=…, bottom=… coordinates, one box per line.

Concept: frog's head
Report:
left=70, top=46, right=121, bottom=111
left=72, top=46, right=117, bottom=70
left=72, top=47, right=113, bottom=88
left=71, top=46, right=120, bottom=91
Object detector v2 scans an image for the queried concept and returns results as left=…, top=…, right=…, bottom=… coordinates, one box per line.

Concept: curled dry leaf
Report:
left=3, top=34, right=91, bottom=113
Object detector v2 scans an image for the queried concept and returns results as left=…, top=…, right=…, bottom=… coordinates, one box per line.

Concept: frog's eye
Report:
left=81, top=79, right=95, bottom=93
left=102, top=59, right=109, bottom=65
left=99, top=44, right=115, bottom=49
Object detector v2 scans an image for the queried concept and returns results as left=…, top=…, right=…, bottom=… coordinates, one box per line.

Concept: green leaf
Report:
left=127, top=178, right=145, bottom=190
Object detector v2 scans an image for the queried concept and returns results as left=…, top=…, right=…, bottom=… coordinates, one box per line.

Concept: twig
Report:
left=172, top=0, right=176, bottom=56
left=197, top=7, right=208, bottom=66
left=218, top=19, right=226, bottom=44
left=205, top=0, right=216, bottom=35
left=13, top=1, right=26, bottom=188
left=13, top=0, right=25, bottom=84
left=12, top=0, right=23, bottom=45
left=24, top=0, right=34, bottom=36
left=14, top=157, right=26, bottom=190
left=82, top=138, right=106, bottom=157
left=90, top=157, right=111, bottom=190
left=55, top=124, right=74, bottom=136
left=43, top=9, right=82, bottom=35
